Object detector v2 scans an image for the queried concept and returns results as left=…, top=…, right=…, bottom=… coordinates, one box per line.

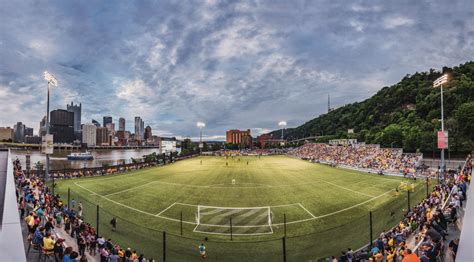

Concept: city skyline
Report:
left=0, top=1, right=472, bottom=140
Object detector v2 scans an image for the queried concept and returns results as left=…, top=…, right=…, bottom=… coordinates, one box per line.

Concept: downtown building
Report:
left=13, top=122, right=25, bottom=143
left=50, top=109, right=75, bottom=143
left=67, top=102, right=82, bottom=132
left=119, top=117, right=126, bottom=131
left=226, top=129, right=253, bottom=148
left=91, top=119, right=101, bottom=127
left=116, top=130, right=131, bottom=146
left=96, top=127, right=108, bottom=146
left=82, top=123, right=97, bottom=146
left=103, top=116, right=112, bottom=127
left=134, top=116, right=144, bottom=144
left=0, top=127, right=14, bottom=142
left=105, top=122, right=115, bottom=146
left=67, top=102, right=82, bottom=141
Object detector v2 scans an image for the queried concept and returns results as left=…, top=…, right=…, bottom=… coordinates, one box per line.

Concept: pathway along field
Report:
left=55, top=156, right=429, bottom=261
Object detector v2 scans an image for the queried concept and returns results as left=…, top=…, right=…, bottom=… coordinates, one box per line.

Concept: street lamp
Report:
left=433, top=74, right=449, bottom=181
left=196, top=122, right=205, bottom=154
left=43, top=71, right=58, bottom=185
left=278, top=121, right=287, bottom=146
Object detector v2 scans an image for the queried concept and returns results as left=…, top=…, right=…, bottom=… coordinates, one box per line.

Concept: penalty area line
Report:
left=155, top=202, right=177, bottom=216
left=73, top=182, right=196, bottom=225
left=298, top=203, right=316, bottom=218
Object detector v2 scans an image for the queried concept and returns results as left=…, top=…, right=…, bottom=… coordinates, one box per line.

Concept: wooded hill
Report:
left=269, top=61, right=474, bottom=154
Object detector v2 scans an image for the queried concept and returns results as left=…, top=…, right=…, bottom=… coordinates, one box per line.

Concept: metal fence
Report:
left=63, top=179, right=432, bottom=262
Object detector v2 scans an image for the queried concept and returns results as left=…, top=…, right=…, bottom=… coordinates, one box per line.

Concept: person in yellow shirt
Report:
left=43, top=232, right=55, bottom=252
left=426, top=208, right=431, bottom=221
left=24, top=212, right=36, bottom=235
left=386, top=249, right=395, bottom=262
left=118, top=248, right=125, bottom=259
left=131, top=250, right=138, bottom=260
left=388, top=238, right=394, bottom=247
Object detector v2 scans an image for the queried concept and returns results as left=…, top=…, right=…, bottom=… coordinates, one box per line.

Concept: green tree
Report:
left=34, top=161, right=44, bottom=170
left=455, top=102, right=474, bottom=140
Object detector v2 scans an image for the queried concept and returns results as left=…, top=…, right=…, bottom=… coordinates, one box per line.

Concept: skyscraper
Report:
left=13, top=122, right=25, bottom=143
left=119, top=117, right=126, bottom=131
left=103, top=116, right=112, bottom=127
left=24, top=127, right=33, bottom=137
left=134, top=116, right=144, bottom=141
left=67, top=102, right=82, bottom=133
left=39, top=115, right=47, bottom=136
left=50, top=109, right=75, bottom=143
left=91, top=119, right=100, bottom=127
left=145, top=125, right=152, bottom=140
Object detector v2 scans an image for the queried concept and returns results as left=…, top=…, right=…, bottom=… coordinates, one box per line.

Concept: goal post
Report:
left=194, top=205, right=273, bottom=235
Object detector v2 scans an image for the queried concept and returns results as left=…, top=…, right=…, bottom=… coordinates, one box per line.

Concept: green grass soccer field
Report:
left=55, top=156, right=430, bottom=261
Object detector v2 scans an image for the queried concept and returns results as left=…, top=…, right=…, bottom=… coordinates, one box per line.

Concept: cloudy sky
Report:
left=0, top=0, right=472, bottom=140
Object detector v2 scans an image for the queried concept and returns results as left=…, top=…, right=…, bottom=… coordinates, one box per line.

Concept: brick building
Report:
left=226, top=129, right=252, bottom=148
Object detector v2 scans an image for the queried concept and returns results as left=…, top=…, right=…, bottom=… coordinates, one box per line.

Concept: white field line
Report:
left=193, top=228, right=274, bottom=236
left=178, top=202, right=299, bottom=209
left=105, top=180, right=162, bottom=196
left=318, top=179, right=375, bottom=198
left=73, top=182, right=394, bottom=228
left=73, top=182, right=195, bottom=225
left=298, top=203, right=316, bottom=218
left=272, top=189, right=395, bottom=226
left=155, top=202, right=177, bottom=216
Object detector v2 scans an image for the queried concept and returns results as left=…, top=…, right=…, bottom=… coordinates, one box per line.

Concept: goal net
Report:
left=194, top=205, right=273, bottom=235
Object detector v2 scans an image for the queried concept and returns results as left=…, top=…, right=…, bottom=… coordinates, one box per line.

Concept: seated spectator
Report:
left=43, top=231, right=55, bottom=252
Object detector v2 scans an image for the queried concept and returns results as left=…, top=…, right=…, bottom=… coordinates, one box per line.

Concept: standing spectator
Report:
left=110, top=217, right=117, bottom=232
left=54, top=238, right=65, bottom=261
left=78, top=202, right=83, bottom=218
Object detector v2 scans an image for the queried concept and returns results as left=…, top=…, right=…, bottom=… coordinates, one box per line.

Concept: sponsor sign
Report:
left=42, top=134, right=54, bottom=154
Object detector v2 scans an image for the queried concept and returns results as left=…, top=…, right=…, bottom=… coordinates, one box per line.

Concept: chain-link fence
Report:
left=62, top=179, right=434, bottom=261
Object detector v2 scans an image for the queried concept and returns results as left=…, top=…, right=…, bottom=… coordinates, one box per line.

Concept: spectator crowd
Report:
left=290, top=143, right=422, bottom=175
left=14, top=158, right=156, bottom=262
left=326, top=154, right=471, bottom=262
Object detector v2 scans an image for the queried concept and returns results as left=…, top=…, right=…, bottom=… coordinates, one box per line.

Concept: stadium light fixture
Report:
left=278, top=121, right=287, bottom=146
left=433, top=74, right=449, bottom=181
left=43, top=71, right=58, bottom=186
left=196, top=122, right=206, bottom=128
left=196, top=122, right=205, bottom=154
left=44, top=71, right=58, bottom=87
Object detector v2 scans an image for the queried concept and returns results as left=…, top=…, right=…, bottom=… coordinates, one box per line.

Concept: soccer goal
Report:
left=193, top=205, right=273, bottom=235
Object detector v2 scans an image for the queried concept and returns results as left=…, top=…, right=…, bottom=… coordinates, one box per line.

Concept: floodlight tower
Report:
left=433, top=74, right=449, bottom=180
left=43, top=71, right=58, bottom=183
left=278, top=121, right=287, bottom=146
left=196, top=122, right=205, bottom=154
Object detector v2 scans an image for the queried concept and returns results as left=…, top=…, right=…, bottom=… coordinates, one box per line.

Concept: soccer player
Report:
left=198, top=243, right=207, bottom=259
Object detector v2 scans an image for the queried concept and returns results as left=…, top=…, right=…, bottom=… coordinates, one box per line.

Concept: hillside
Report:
left=269, top=61, right=474, bottom=154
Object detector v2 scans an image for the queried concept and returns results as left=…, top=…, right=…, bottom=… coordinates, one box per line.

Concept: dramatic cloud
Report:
left=0, top=0, right=472, bottom=140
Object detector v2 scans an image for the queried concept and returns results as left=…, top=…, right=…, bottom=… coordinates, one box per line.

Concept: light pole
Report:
left=433, top=74, right=448, bottom=179
left=196, top=122, right=205, bottom=154
left=43, top=71, right=58, bottom=183
left=278, top=121, right=287, bottom=147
